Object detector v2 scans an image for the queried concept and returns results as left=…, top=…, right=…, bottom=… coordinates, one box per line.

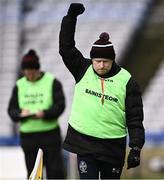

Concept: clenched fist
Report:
left=67, top=3, right=85, bottom=17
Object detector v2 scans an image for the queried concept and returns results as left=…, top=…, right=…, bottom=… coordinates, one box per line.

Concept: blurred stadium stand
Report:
left=122, top=0, right=164, bottom=144
left=1, top=0, right=164, bottom=179
left=0, top=0, right=21, bottom=139
left=143, top=0, right=164, bottom=142
left=0, top=0, right=153, bottom=140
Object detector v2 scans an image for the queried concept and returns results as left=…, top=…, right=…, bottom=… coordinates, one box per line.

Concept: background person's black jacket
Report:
left=59, top=15, right=145, bottom=166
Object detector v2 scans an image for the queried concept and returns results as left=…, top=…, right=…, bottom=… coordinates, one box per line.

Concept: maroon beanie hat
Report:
left=21, top=49, right=40, bottom=70
left=90, top=32, right=116, bottom=60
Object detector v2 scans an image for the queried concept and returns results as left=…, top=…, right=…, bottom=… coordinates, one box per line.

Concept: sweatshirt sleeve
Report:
left=59, top=14, right=91, bottom=83
left=7, top=85, right=22, bottom=122
left=43, top=78, right=65, bottom=120
left=125, top=77, right=145, bottom=149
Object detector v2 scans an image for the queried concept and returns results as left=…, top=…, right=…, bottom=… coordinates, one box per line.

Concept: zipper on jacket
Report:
left=100, top=78, right=105, bottom=105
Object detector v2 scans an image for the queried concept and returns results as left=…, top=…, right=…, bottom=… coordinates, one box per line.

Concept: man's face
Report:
left=92, top=58, right=113, bottom=75
left=23, top=69, right=40, bottom=81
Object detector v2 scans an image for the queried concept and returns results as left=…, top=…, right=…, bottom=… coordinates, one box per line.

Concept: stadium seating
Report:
left=0, top=0, right=153, bottom=140
left=0, top=0, right=21, bottom=137
left=20, top=0, right=152, bottom=138
left=0, top=0, right=154, bottom=179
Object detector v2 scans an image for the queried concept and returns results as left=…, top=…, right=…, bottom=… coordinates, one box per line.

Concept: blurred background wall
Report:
left=0, top=0, right=164, bottom=179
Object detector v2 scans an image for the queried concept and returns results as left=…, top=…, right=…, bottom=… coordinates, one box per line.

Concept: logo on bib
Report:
left=79, top=160, right=87, bottom=173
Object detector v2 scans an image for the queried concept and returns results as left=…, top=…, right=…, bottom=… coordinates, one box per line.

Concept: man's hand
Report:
left=127, top=147, right=141, bottom=169
left=34, top=111, right=45, bottom=119
left=67, top=3, right=85, bottom=17
left=20, top=109, right=32, bottom=117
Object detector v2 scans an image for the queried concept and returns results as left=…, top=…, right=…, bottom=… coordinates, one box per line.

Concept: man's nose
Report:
left=100, top=61, right=104, bottom=68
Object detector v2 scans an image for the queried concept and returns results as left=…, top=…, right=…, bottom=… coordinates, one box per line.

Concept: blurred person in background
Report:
left=59, top=3, right=145, bottom=179
left=8, top=49, right=66, bottom=179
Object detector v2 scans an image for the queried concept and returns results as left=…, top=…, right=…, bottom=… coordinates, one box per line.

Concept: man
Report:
left=8, top=49, right=65, bottom=179
left=59, top=3, right=145, bottom=179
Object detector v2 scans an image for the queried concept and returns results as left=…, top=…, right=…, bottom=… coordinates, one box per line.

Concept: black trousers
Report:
left=23, top=146, right=65, bottom=179
left=77, top=154, right=123, bottom=179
